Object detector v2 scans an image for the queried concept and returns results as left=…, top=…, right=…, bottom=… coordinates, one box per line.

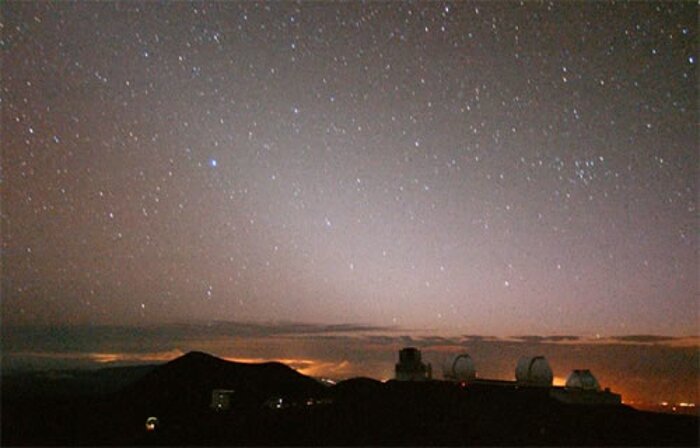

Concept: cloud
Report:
left=363, top=334, right=418, bottom=346
left=2, top=349, right=186, bottom=371
left=1, top=320, right=396, bottom=355
left=418, top=336, right=455, bottom=345
left=461, top=334, right=499, bottom=342
left=5, top=323, right=692, bottom=363
left=165, top=320, right=396, bottom=337
left=511, top=335, right=580, bottom=343
left=608, top=335, right=678, bottom=344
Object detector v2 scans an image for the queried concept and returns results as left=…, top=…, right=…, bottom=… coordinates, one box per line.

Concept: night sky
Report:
left=2, top=1, right=698, bottom=402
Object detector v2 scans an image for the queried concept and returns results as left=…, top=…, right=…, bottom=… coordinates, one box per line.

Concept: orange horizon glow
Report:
left=553, top=376, right=567, bottom=386
left=220, top=356, right=353, bottom=378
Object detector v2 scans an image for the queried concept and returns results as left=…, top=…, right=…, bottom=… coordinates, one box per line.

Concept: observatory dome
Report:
left=442, top=353, right=476, bottom=382
left=565, top=369, right=601, bottom=391
left=515, top=356, right=553, bottom=386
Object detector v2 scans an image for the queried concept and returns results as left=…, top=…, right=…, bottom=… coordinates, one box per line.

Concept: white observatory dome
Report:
left=565, top=369, right=601, bottom=391
left=515, top=356, right=553, bottom=386
left=442, top=353, right=476, bottom=381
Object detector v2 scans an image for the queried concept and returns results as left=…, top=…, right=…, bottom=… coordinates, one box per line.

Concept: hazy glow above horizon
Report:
left=2, top=2, right=697, bottom=338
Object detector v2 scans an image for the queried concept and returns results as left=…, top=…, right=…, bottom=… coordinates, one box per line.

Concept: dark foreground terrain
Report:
left=2, top=352, right=698, bottom=446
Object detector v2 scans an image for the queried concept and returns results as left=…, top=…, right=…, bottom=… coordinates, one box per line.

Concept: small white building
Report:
left=551, top=369, right=621, bottom=405
left=210, top=389, right=235, bottom=411
left=442, top=353, right=477, bottom=382
left=515, top=356, right=553, bottom=386
left=565, top=369, right=601, bottom=391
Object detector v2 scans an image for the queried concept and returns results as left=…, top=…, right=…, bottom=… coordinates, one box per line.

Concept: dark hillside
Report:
left=2, top=352, right=698, bottom=446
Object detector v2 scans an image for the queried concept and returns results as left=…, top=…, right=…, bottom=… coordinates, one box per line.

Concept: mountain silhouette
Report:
left=2, top=351, right=698, bottom=446
left=120, top=351, right=326, bottom=414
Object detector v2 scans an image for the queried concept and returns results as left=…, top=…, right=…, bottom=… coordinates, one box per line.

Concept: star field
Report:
left=2, top=1, right=697, bottom=337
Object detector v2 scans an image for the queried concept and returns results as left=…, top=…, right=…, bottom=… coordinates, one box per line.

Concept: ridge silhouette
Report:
left=2, top=351, right=698, bottom=446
